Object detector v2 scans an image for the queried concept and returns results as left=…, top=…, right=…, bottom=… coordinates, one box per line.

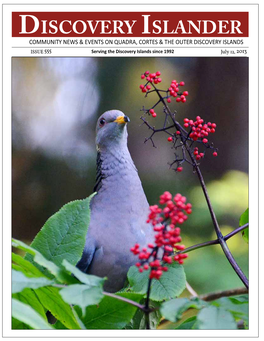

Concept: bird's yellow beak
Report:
left=114, top=115, right=130, bottom=124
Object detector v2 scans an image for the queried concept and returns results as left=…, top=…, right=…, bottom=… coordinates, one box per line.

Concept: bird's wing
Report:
left=76, top=239, right=96, bottom=273
left=94, top=151, right=104, bottom=192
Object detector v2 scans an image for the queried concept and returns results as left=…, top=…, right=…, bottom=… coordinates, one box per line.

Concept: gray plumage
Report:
left=77, top=110, right=154, bottom=292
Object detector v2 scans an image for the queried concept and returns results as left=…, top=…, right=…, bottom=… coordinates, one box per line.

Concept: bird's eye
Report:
left=99, top=118, right=106, bottom=127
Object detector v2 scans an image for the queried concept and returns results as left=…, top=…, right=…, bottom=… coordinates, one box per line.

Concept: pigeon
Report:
left=77, top=110, right=154, bottom=292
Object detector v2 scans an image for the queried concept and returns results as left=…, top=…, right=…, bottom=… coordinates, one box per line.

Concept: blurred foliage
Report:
left=12, top=57, right=248, bottom=294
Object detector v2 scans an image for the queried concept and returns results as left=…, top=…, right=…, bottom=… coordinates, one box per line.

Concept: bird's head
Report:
left=95, top=110, right=130, bottom=150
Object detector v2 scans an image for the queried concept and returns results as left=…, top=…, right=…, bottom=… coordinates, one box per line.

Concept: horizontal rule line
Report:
left=12, top=46, right=249, bottom=48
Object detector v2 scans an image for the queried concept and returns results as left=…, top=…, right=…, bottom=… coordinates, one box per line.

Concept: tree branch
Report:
left=102, top=291, right=147, bottom=311
left=199, top=287, right=248, bottom=302
left=181, top=223, right=249, bottom=254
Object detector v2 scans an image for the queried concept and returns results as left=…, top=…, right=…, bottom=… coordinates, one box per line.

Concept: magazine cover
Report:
left=2, top=0, right=259, bottom=338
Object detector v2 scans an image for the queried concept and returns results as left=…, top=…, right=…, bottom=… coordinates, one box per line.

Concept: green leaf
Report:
left=12, top=252, right=46, bottom=278
left=212, top=296, right=248, bottom=324
left=239, top=208, right=248, bottom=243
left=12, top=288, right=47, bottom=329
left=12, top=269, right=54, bottom=294
left=175, top=316, right=197, bottom=329
left=34, top=286, right=81, bottom=329
left=76, top=293, right=143, bottom=329
left=53, top=320, right=68, bottom=329
left=128, top=262, right=186, bottom=301
left=53, top=306, right=87, bottom=330
left=59, top=260, right=105, bottom=316
left=12, top=317, right=32, bottom=329
left=12, top=288, right=47, bottom=320
left=12, top=298, right=53, bottom=330
left=62, top=259, right=106, bottom=286
left=60, top=284, right=104, bottom=316
left=195, top=306, right=237, bottom=329
left=160, top=297, right=207, bottom=322
left=27, top=194, right=95, bottom=269
left=12, top=239, right=77, bottom=284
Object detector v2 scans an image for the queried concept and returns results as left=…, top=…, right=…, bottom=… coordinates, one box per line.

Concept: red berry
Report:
left=184, top=118, right=189, bottom=123
left=167, top=137, right=173, bottom=142
left=141, top=74, right=145, bottom=79
left=176, top=244, right=185, bottom=250
left=146, top=85, right=151, bottom=90
left=181, top=98, right=187, bottom=103
left=202, top=138, right=208, bottom=143
left=149, top=109, right=155, bottom=114
left=145, top=71, right=150, bottom=75
left=139, top=84, right=144, bottom=89
left=183, top=91, right=189, bottom=96
left=179, top=81, right=185, bottom=86
left=213, top=152, right=218, bottom=156
left=156, top=71, right=161, bottom=76
left=176, top=131, right=181, bottom=135
left=176, top=98, right=181, bottom=102
left=142, top=88, right=147, bottom=93
left=167, top=98, right=171, bottom=103
left=152, top=113, right=157, bottom=118
left=177, top=167, right=183, bottom=172
left=211, top=123, right=217, bottom=128
left=184, top=123, right=189, bottom=128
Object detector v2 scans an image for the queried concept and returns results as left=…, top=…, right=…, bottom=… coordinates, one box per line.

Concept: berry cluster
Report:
left=166, top=115, right=218, bottom=162
left=130, top=191, right=190, bottom=280
left=139, top=71, right=162, bottom=94
left=138, top=69, right=218, bottom=171
left=183, top=116, right=217, bottom=142
left=139, top=71, right=188, bottom=118
left=168, top=80, right=188, bottom=103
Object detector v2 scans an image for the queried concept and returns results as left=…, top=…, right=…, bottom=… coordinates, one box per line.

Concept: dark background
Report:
left=12, top=57, right=248, bottom=294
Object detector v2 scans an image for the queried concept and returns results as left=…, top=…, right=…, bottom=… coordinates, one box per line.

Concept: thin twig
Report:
left=186, top=281, right=198, bottom=297
left=102, top=291, right=146, bottom=311
left=181, top=224, right=249, bottom=254
left=224, top=224, right=248, bottom=240
left=145, top=278, right=153, bottom=329
left=199, top=287, right=248, bottom=302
